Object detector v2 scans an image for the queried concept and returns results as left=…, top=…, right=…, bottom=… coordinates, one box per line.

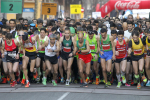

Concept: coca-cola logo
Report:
left=115, top=1, right=140, bottom=9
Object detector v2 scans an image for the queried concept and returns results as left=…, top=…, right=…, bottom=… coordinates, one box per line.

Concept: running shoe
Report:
left=104, top=83, right=109, bottom=88
left=122, top=76, right=126, bottom=84
left=66, top=79, right=69, bottom=86
left=96, top=78, right=99, bottom=85
left=17, top=78, right=20, bottom=84
left=137, top=83, right=141, bottom=89
left=52, top=80, right=57, bottom=86
left=117, top=82, right=121, bottom=88
left=11, top=81, right=16, bottom=87
left=146, top=81, right=150, bottom=87
left=21, top=79, right=25, bottom=85
left=42, top=78, right=47, bottom=85
left=33, top=71, right=38, bottom=79
left=107, top=81, right=111, bottom=86
left=80, top=82, right=88, bottom=87
left=7, top=76, right=10, bottom=84
left=25, top=82, right=30, bottom=88
left=86, top=79, right=90, bottom=84
left=80, top=79, right=83, bottom=84
left=60, top=78, right=64, bottom=83
left=74, top=80, right=77, bottom=84
left=125, top=83, right=131, bottom=87
left=142, top=76, right=147, bottom=83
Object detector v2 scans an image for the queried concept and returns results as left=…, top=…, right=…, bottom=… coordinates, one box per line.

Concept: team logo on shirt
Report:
left=66, top=43, right=69, bottom=46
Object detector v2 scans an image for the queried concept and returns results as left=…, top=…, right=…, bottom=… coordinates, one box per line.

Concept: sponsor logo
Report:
left=115, top=1, right=140, bottom=9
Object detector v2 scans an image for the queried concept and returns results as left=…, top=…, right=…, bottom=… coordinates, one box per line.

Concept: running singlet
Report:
left=45, top=40, right=57, bottom=57
left=77, top=39, right=89, bottom=55
left=24, top=36, right=36, bottom=52
left=116, top=39, right=127, bottom=59
left=131, top=38, right=144, bottom=56
left=5, top=39, right=17, bottom=58
left=86, top=34, right=97, bottom=53
left=100, top=34, right=112, bottom=51
left=37, top=35, right=48, bottom=53
left=146, top=37, right=150, bottom=50
left=62, top=36, right=73, bottom=53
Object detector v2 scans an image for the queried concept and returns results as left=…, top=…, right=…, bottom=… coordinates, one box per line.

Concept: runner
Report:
left=128, top=31, right=147, bottom=89
left=99, top=28, right=115, bottom=88
left=1, top=33, right=21, bottom=87
left=85, top=30, right=99, bottom=85
left=60, top=27, right=76, bottom=86
left=75, top=33, right=91, bottom=87
left=22, top=33, right=39, bottom=87
left=114, top=30, right=129, bottom=88
left=36, top=28, right=49, bottom=83
left=43, top=34, right=60, bottom=86
left=145, top=31, right=150, bottom=86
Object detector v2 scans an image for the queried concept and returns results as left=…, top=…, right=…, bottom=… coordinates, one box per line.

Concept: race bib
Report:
left=8, top=51, right=16, bottom=58
left=102, top=44, right=110, bottom=50
left=90, top=45, right=95, bottom=50
left=118, top=49, right=125, bottom=54
left=63, top=47, right=71, bottom=52
left=134, top=49, right=142, bottom=55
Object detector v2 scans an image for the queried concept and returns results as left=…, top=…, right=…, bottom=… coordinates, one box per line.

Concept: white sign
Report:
left=92, top=12, right=101, bottom=19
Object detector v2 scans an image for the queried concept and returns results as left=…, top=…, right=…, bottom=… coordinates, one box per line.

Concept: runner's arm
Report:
left=55, top=41, right=60, bottom=52
left=110, top=36, right=115, bottom=57
left=72, top=37, right=77, bottom=55
left=81, top=40, right=90, bottom=53
left=96, top=35, right=100, bottom=54
left=1, top=41, right=5, bottom=54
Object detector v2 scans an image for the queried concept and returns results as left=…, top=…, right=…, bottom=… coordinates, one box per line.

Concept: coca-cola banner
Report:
left=98, top=0, right=150, bottom=18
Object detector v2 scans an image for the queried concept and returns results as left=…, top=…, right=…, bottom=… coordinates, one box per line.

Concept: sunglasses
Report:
left=19, top=35, right=24, bottom=36
left=88, top=31, right=94, bottom=34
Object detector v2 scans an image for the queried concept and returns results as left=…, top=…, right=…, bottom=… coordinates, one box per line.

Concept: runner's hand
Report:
left=22, top=55, right=25, bottom=59
left=2, top=53, right=4, bottom=58
left=69, top=53, right=73, bottom=57
left=100, top=51, right=104, bottom=55
left=38, top=45, right=42, bottom=51
left=112, top=55, right=116, bottom=60
left=115, top=51, right=119, bottom=56
left=15, top=54, right=19, bottom=59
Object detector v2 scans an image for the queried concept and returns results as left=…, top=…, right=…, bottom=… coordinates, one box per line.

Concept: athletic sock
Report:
left=134, top=74, right=140, bottom=83
left=96, top=76, right=99, bottom=78
left=43, top=71, right=45, bottom=77
left=37, top=67, right=41, bottom=76
left=116, top=74, right=121, bottom=82
left=107, top=72, right=111, bottom=81
left=22, top=70, right=25, bottom=79
left=140, top=69, right=144, bottom=76
left=26, top=80, right=29, bottom=83
left=121, top=72, right=125, bottom=77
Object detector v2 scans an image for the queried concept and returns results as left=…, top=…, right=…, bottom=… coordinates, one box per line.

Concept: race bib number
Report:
left=8, top=51, right=16, bottom=58
left=118, top=49, right=125, bottom=54
left=102, top=44, right=110, bottom=50
left=134, top=49, right=142, bottom=55
left=90, top=45, right=95, bottom=50
left=63, top=47, right=71, bottom=52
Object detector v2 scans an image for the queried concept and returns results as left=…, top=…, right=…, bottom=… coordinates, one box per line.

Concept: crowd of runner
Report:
left=0, top=14, right=150, bottom=89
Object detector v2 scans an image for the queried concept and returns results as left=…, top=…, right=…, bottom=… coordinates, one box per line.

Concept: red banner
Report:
left=98, top=0, right=150, bottom=18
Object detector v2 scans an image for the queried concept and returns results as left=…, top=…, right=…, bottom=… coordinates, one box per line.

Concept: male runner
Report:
left=1, top=33, right=21, bottom=87
left=99, top=28, right=115, bottom=88
left=85, top=30, right=99, bottom=85
left=75, top=33, right=91, bottom=87
left=114, top=30, right=129, bottom=88
left=42, top=34, right=60, bottom=86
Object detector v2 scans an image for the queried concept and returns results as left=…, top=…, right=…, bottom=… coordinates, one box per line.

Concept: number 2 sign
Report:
left=1, top=0, right=22, bottom=13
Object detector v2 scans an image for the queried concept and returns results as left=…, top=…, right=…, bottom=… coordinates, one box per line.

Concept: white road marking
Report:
left=58, top=92, right=70, bottom=100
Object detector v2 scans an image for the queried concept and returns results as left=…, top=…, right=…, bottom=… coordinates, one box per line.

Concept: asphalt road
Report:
left=0, top=83, right=150, bottom=100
